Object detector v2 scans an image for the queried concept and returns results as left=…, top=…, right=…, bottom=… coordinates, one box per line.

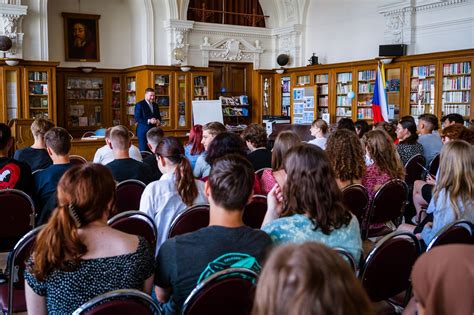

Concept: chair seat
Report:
left=0, top=283, right=27, bottom=313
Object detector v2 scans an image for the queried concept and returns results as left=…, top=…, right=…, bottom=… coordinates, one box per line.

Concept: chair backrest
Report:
left=81, top=131, right=96, bottom=138
left=243, top=195, right=267, bottom=229
left=426, top=220, right=473, bottom=251
left=70, top=155, right=88, bottom=165
left=359, top=231, right=421, bottom=302
left=3, top=225, right=43, bottom=315
left=115, top=179, right=146, bottom=214
left=107, top=211, right=157, bottom=247
left=72, top=289, right=162, bottom=315
left=0, top=189, right=35, bottom=252
left=255, top=168, right=271, bottom=181
left=182, top=268, right=258, bottom=315
left=167, top=204, right=210, bottom=239
left=140, top=151, right=153, bottom=159
left=334, top=248, right=357, bottom=273
left=341, top=184, right=369, bottom=226
left=428, top=153, right=440, bottom=176
left=31, top=168, right=44, bottom=175
left=404, top=154, right=426, bottom=187
left=367, top=179, right=408, bottom=230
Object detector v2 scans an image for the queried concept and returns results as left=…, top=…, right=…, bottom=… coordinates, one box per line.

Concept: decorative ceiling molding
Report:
left=200, top=37, right=264, bottom=68
left=378, top=0, right=465, bottom=16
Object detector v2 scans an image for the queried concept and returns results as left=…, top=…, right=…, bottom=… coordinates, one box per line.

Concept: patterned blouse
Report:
left=397, top=142, right=424, bottom=166
left=262, top=214, right=362, bottom=264
left=24, top=237, right=155, bottom=314
left=362, top=164, right=392, bottom=202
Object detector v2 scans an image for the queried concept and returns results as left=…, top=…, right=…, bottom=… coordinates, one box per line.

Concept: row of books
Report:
left=358, top=70, right=376, bottom=81
left=410, top=93, right=433, bottom=104
left=442, top=104, right=470, bottom=116
left=337, top=73, right=352, bottom=83
left=442, top=91, right=471, bottom=103
left=410, top=78, right=435, bottom=91
left=442, top=77, right=471, bottom=90
left=155, top=86, right=169, bottom=95
left=112, top=82, right=121, bottom=92
left=223, top=107, right=249, bottom=117
left=336, top=107, right=352, bottom=116
left=410, top=104, right=434, bottom=116
left=318, top=96, right=328, bottom=107
left=357, top=100, right=372, bottom=107
left=29, top=72, right=48, bottom=82
left=317, top=107, right=329, bottom=114
left=357, top=108, right=373, bottom=119
left=443, top=62, right=471, bottom=75
left=336, top=84, right=352, bottom=94
left=30, top=98, right=48, bottom=108
left=317, top=85, right=328, bottom=95
left=411, top=65, right=436, bottom=78
left=315, top=74, right=328, bottom=84
left=194, top=87, right=208, bottom=96
left=29, top=83, right=49, bottom=95
left=127, top=80, right=136, bottom=92
left=193, top=96, right=208, bottom=101
left=297, top=76, right=310, bottom=85
left=336, top=95, right=352, bottom=106
left=30, top=111, right=49, bottom=119
left=194, top=76, right=207, bottom=86
left=155, top=76, right=169, bottom=86
left=67, top=90, right=103, bottom=100
left=127, top=95, right=136, bottom=104
left=67, top=78, right=103, bottom=89
left=358, top=83, right=374, bottom=93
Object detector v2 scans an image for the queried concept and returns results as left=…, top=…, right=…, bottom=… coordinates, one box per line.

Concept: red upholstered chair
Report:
left=115, top=179, right=146, bottom=214
left=107, top=211, right=157, bottom=247
left=255, top=168, right=271, bottom=181
left=72, top=289, right=162, bottom=315
left=182, top=268, right=258, bottom=315
left=366, top=179, right=408, bottom=239
left=404, top=154, right=426, bottom=188
left=428, top=153, right=440, bottom=176
left=0, top=226, right=43, bottom=315
left=341, top=184, right=369, bottom=232
left=243, top=195, right=267, bottom=229
left=70, top=155, right=88, bottom=165
left=168, top=204, right=210, bottom=238
left=426, top=220, right=473, bottom=251
left=359, top=231, right=421, bottom=307
left=0, top=189, right=35, bottom=252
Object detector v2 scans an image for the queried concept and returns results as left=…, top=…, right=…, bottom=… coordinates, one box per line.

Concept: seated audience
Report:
left=408, top=244, right=474, bottom=315
left=260, top=131, right=301, bottom=194
left=252, top=242, right=374, bottom=315
left=441, top=113, right=464, bottom=128
left=374, top=121, right=398, bottom=143
left=326, top=129, right=365, bottom=189
left=396, top=117, right=424, bottom=165
left=139, top=137, right=207, bottom=252
left=398, top=140, right=473, bottom=246
left=155, top=154, right=272, bottom=314
left=355, top=119, right=370, bottom=139
left=143, top=127, right=164, bottom=181
left=362, top=129, right=404, bottom=201
left=184, top=124, right=204, bottom=170
left=337, top=118, right=356, bottom=132
left=205, top=131, right=262, bottom=194
left=440, top=124, right=474, bottom=145
left=106, top=125, right=153, bottom=184
left=13, top=118, right=54, bottom=172
left=308, top=119, right=328, bottom=149
left=25, top=164, right=154, bottom=314
left=93, top=127, right=142, bottom=165
left=417, top=113, right=443, bottom=166
left=242, top=123, right=272, bottom=171
left=33, top=127, right=73, bottom=224
left=261, top=144, right=362, bottom=264
left=193, top=121, right=226, bottom=178
left=0, top=123, right=32, bottom=195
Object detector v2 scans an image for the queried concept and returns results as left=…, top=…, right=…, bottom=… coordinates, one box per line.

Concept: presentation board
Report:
left=192, top=100, right=223, bottom=126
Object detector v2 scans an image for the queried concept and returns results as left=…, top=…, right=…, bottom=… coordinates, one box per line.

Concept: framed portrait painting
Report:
left=62, top=12, right=100, bottom=62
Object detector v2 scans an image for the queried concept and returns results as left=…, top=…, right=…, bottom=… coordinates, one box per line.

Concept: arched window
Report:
left=187, top=0, right=266, bottom=28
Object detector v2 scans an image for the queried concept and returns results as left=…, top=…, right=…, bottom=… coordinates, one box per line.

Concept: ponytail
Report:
left=30, top=204, right=87, bottom=281
left=175, top=156, right=198, bottom=206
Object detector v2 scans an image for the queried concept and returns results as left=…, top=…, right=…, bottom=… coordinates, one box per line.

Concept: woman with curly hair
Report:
left=261, top=144, right=362, bottom=263
left=362, top=129, right=405, bottom=200
left=326, top=129, right=366, bottom=189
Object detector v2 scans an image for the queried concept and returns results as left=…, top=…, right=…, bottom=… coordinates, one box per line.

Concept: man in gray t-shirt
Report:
left=417, top=114, right=443, bottom=166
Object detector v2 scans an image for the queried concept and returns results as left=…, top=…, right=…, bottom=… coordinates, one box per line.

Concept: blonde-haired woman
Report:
left=362, top=129, right=405, bottom=200
left=399, top=140, right=474, bottom=245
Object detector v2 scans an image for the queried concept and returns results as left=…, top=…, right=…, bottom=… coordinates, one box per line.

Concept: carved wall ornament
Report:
left=200, top=37, right=264, bottom=67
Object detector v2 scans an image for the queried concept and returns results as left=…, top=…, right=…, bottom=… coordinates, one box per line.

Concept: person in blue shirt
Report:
left=417, top=114, right=443, bottom=167
left=34, top=127, right=73, bottom=224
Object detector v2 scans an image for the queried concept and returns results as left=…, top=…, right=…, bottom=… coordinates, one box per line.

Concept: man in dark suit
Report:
left=134, top=88, right=161, bottom=151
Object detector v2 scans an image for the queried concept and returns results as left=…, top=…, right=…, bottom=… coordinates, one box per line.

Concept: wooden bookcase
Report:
left=314, top=71, right=331, bottom=121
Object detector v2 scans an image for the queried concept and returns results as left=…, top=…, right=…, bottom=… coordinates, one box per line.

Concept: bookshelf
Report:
left=441, top=61, right=471, bottom=119
left=65, top=75, right=104, bottom=130
left=385, top=67, right=402, bottom=122
left=409, top=64, right=436, bottom=118
left=22, top=66, right=56, bottom=122
left=1, top=67, right=21, bottom=122
left=314, top=73, right=329, bottom=120
left=153, top=72, right=172, bottom=130
left=125, top=75, right=136, bottom=126
left=175, top=73, right=189, bottom=129
left=281, top=76, right=291, bottom=116
left=296, top=74, right=311, bottom=86
left=335, top=71, right=353, bottom=121
left=111, top=76, right=122, bottom=126
left=356, top=69, right=376, bottom=121
left=192, top=74, right=209, bottom=101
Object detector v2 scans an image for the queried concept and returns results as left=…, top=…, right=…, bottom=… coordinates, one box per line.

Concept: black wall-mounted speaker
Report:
left=379, top=44, right=407, bottom=57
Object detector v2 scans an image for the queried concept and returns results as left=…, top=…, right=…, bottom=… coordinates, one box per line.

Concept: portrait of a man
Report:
left=63, top=13, right=100, bottom=62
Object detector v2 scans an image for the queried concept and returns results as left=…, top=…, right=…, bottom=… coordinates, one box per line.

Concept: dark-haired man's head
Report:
left=337, top=118, right=356, bottom=132
left=205, top=132, right=247, bottom=165
left=0, top=123, right=13, bottom=155
left=442, top=113, right=464, bottom=128
left=109, top=125, right=131, bottom=154
left=418, top=114, right=439, bottom=134
left=44, top=127, right=71, bottom=157
left=207, top=154, right=254, bottom=211
left=146, top=127, right=165, bottom=153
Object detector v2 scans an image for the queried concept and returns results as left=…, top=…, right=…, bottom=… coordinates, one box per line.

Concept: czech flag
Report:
left=372, top=63, right=389, bottom=123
